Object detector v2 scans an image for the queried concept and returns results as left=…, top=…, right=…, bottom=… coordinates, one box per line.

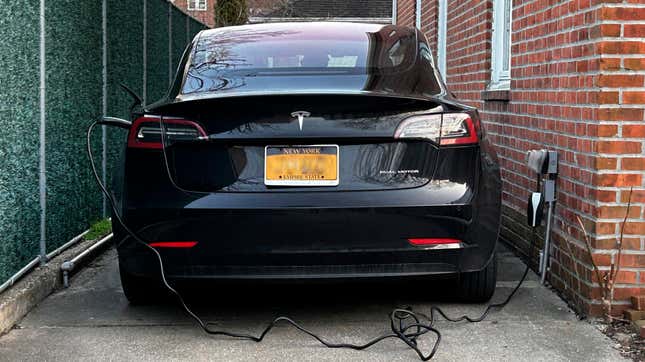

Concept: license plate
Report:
left=264, top=145, right=339, bottom=186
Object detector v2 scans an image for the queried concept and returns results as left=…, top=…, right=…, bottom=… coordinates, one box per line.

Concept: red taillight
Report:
left=438, top=115, right=479, bottom=145
left=149, top=241, right=198, bottom=248
left=408, top=238, right=461, bottom=246
left=394, top=113, right=479, bottom=146
left=127, top=116, right=207, bottom=149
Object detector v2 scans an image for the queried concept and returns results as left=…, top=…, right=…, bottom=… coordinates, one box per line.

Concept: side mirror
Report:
left=527, top=192, right=544, bottom=228
left=99, top=117, right=131, bottom=129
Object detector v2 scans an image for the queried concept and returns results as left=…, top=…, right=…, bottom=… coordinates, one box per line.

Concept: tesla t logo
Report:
left=291, top=111, right=311, bottom=131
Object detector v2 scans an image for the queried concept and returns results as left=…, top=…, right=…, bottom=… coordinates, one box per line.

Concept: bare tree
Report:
left=215, top=0, right=248, bottom=27
left=563, top=188, right=632, bottom=321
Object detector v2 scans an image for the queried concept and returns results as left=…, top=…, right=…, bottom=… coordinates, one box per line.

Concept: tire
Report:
left=456, top=254, right=497, bottom=303
left=119, top=262, right=165, bottom=305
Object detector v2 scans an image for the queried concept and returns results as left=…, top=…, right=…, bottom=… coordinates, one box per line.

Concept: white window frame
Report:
left=187, top=0, right=207, bottom=11
left=490, top=0, right=512, bottom=90
left=437, top=0, right=447, bottom=81
left=415, top=0, right=422, bottom=29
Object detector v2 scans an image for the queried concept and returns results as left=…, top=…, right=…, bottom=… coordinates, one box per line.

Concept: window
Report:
left=490, top=0, right=512, bottom=89
left=437, top=0, right=447, bottom=81
left=188, top=0, right=207, bottom=11
left=184, top=26, right=420, bottom=94
left=415, top=0, right=422, bottom=29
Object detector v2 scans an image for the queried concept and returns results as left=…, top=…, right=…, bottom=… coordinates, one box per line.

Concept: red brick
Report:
left=594, top=173, right=642, bottom=187
left=596, top=222, right=617, bottom=235
left=621, top=255, right=645, bottom=268
left=596, top=205, right=641, bottom=219
left=624, top=222, right=645, bottom=234
left=595, top=189, right=617, bottom=202
left=598, top=41, right=645, bottom=55
left=595, top=157, right=617, bottom=170
left=623, top=125, right=645, bottom=138
left=615, top=287, right=645, bottom=301
left=597, top=108, right=643, bottom=121
left=598, top=91, right=619, bottom=104
left=603, top=24, right=622, bottom=37
left=594, top=238, right=641, bottom=251
left=621, top=190, right=645, bottom=203
left=613, top=271, right=638, bottom=284
left=602, top=7, right=645, bottom=21
left=596, top=124, right=618, bottom=137
left=623, top=92, right=645, bottom=105
left=623, top=158, right=645, bottom=170
left=595, top=140, right=642, bottom=154
left=625, top=59, right=645, bottom=71
left=625, top=24, right=645, bottom=38
left=592, top=253, right=612, bottom=267
left=600, top=58, right=622, bottom=71
left=597, top=74, right=644, bottom=87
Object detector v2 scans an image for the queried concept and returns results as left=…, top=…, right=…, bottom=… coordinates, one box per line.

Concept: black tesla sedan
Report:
left=114, top=22, right=501, bottom=304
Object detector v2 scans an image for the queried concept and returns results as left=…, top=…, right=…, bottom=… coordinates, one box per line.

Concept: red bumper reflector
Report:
left=149, top=241, right=198, bottom=248
left=408, top=238, right=461, bottom=246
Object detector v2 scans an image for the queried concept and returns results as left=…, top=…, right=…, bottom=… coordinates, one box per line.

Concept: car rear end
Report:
left=113, top=22, right=501, bottom=302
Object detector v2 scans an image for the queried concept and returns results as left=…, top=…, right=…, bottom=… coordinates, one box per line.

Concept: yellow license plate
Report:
left=264, top=145, right=339, bottom=186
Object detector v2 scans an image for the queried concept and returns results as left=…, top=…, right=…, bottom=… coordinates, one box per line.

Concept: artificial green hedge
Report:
left=0, top=0, right=206, bottom=282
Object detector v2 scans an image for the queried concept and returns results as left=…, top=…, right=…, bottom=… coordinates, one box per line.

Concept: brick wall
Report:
left=396, top=0, right=417, bottom=27
left=397, top=0, right=645, bottom=316
left=172, top=0, right=216, bottom=28
left=419, top=0, right=437, bottom=52
left=587, top=3, right=645, bottom=314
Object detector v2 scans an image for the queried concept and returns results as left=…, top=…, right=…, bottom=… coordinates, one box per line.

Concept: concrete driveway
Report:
left=0, top=244, right=626, bottom=361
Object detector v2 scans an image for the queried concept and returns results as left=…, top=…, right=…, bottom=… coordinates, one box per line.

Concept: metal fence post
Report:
left=39, top=0, right=48, bottom=265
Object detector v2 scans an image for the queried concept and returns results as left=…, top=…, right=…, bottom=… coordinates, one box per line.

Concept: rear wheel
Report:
left=456, top=254, right=497, bottom=302
left=119, top=262, right=165, bottom=305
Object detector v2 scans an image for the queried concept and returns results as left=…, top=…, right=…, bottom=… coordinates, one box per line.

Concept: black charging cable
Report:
left=88, top=119, right=534, bottom=361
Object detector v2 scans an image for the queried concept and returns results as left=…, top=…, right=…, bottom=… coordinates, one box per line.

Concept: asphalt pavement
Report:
left=0, top=244, right=626, bottom=361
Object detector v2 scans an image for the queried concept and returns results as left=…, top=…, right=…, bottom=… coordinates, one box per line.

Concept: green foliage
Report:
left=215, top=0, right=248, bottom=27
left=0, top=0, right=206, bottom=283
left=84, top=219, right=112, bottom=241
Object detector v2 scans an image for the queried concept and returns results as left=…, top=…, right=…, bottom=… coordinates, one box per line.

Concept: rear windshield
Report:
left=186, top=25, right=417, bottom=81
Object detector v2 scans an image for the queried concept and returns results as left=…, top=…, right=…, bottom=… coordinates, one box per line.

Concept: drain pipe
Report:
left=61, top=233, right=113, bottom=288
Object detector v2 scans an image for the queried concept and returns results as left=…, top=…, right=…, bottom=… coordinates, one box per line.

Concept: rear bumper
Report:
left=116, top=185, right=500, bottom=280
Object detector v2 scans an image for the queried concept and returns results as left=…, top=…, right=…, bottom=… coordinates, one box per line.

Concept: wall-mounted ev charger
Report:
left=526, top=149, right=558, bottom=285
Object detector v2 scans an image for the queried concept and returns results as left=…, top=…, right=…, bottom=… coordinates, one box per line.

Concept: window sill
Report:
left=481, top=89, right=510, bottom=102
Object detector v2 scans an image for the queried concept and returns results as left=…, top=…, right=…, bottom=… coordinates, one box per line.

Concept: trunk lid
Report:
left=153, top=95, right=445, bottom=193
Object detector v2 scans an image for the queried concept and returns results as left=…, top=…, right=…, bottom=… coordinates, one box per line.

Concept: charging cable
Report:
left=87, top=118, right=533, bottom=361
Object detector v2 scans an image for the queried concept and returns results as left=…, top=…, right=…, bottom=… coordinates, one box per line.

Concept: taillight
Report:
left=149, top=241, right=198, bottom=248
left=394, top=113, right=479, bottom=145
left=127, top=116, right=207, bottom=149
left=408, top=238, right=461, bottom=246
